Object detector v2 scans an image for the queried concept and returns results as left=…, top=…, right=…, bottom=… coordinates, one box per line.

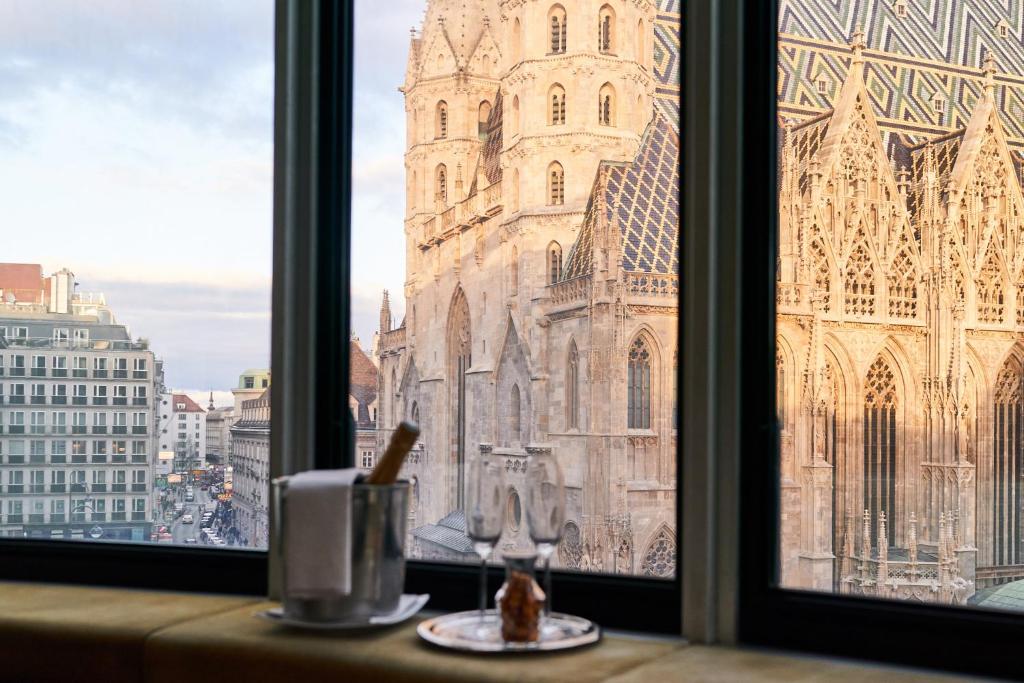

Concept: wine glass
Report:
left=525, top=448, right=565, bottom=623
left=466, top=447, right=506, bottom=632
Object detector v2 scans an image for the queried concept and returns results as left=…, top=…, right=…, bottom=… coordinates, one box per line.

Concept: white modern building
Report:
left=0, top=264, right=162, bottom=541
left=158, top=393, right=207, bottom=477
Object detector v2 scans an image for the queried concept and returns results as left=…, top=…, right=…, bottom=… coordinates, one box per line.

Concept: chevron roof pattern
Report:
left=563, top=108, right=680, bottom=279
left=654, top=0, right=682, bottom=123
left=779, top=0, right=1024, bottom=156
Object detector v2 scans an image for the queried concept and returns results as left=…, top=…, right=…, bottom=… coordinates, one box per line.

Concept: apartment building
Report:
left=0, top=265, right=161, bottom=541
left=157, top=393, right=207, bottom=479
left=229, top=386, right=269, bottom=548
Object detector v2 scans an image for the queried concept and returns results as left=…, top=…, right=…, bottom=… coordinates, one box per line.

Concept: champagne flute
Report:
left=525, top=448, right=565, bottom=623
left=466, top=446, right=506, bottom=632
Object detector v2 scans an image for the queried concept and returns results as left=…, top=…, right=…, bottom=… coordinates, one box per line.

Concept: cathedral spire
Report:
left=849, top=26, right=866, bottom=66
left=380, top=290, right=392, bottom=334
left=982, top=50, right=997, bottom=100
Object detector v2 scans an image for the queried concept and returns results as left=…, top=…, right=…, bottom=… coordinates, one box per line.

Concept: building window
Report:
left=932, top=94, right=946, bottom=113
left=998, top=20, right=1010, bottom=38
left=549, top=5, right=567, bottom=54
left=361, top=451, right=374, bottom=468
left=567, top=341, right=580, bottom=430
left=598, top=82, right=616, bottom=126
left=863, top=356, right=899, bottom=548
left=598, top=5, right=615, bottom=52
left=894, top=0, right=907, bottom=17
left=547, top=161, right=564, bottom=205
left=549, top=84, right=566, bottom=125
left=510, top=246, right=519, bottom=295
left=627, top=336, right=652, bottom=429
left=548, top=242, right=563, bottom=284
left=816, top=77, right=828, bottom=94
left=510, top=384, right=521, bottom=444
left=435, top=100, right=448, bottom=139
left=478, top=100, right=491, bottom=140
left=435, top=163, right=447, bottom=205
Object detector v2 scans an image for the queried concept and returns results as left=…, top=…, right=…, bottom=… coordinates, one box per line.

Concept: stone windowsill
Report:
left=0, top=581, right=977, bottom=682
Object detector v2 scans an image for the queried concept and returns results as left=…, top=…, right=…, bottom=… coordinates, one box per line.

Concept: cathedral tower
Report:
left=402, top=0, right=503, bottom=283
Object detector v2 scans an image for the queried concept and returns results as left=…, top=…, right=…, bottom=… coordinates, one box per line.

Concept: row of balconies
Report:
left=1, top=454, right=149, bottom=466
left=0, top=426, right=148, bottom=435
left=0, top=512, right=147, bottom=526
left=0, top=368, right=148, bottom=380
left=0, top=483, right=148, bottom=495
left=0, top=397, right=149, bottom=407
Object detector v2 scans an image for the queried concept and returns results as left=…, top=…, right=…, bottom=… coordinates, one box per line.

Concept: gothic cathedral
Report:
left=377, top=0, right=681, bottom=575
left=778, top=1, right=1024, bottom=603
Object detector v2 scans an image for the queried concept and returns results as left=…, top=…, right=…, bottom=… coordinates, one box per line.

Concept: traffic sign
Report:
left=88, top=526, right=103, bottom=540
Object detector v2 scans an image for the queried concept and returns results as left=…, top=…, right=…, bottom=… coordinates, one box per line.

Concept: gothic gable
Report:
left=948, top=94, right=1024, bottom=280
left=493, top=315, right=533, bottom=447
left=418, top=22, right=459, bottom=80
left=466, top=23, right=502, bottom=77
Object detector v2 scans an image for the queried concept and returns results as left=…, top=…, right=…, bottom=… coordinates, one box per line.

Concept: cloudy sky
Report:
left=1, top=0, right=420, bottom=402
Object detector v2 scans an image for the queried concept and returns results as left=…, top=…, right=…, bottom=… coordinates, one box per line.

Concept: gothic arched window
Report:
left=478, top=100, right=491, bottom=141
left=776, top=350, right=785, bottom=429
left=548, top=242, right=563, bottom=284
left=548, top=161, right=564, bottom=205
left=598, top=82, right=616, bottom=126
left=628, top=336, right=653, bottom=429
left=636, top=18, right=645, bottom=62
left=549, top=84, right=566, bottom=125
left=510, top=384, right=521, bottom=444
left=549, top=5, right=567, bottom=54
left=390, top=368, right=398, bottom=428
left=844, top=231, right=876, bottom=316
left=887, top=246, right=918, bottom=319
left=410, top=401, right=420, bottom=425
left=640, top=526, right=676, bottom=577
left=598, top=5, right=615, bottom=53
left=864, top=356, right=898, bottom=548
left=977, top=248, right=1006, bottom=324
left=435, top=100, right=448, bottom=139
left=512, top=18, right=523, bottom=63
left=447, top=289, right=472, bottom=508
left=993, top=359, right=1023, bottom=565
left=511, top=168, right=520, bottom=212
left=435, top=164, right=448, bottom=205
left=559, top=521, right=583, bottom=568
left=810, top=238, right=831, bottom=313
left=512, top=96, right=521, bottom=137
left=567, top=341, right=579, bottom=430
left=510, top=246, right=519, bottom=295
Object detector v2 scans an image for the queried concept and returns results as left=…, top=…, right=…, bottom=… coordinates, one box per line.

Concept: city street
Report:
left=167, top=487, right=223, bottom=545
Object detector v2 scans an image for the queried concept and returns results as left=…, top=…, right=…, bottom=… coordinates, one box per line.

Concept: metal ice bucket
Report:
left=272, top=478, right=410, bottom=622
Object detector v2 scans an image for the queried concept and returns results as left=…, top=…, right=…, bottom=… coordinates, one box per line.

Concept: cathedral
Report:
left=777, top=1, right=1024, bottom=603
left=376, top=0, right=680, bottom=575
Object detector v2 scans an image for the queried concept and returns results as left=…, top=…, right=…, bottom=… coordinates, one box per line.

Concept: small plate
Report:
left=417, top=610, right=600, bottom=653
left=258, top=593, right=430, bottom=631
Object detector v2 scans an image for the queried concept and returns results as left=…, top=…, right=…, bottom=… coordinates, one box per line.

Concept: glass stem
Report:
left=543, top=554, right=552, bottom=617
left=478, top=553, right=488, bottom=619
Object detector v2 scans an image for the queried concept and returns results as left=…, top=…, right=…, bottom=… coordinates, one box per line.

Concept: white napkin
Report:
left=283, top=468, right=360, bottom=598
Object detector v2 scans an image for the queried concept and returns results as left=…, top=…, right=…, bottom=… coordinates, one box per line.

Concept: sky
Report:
left=0, top=0, right=419, bottom=401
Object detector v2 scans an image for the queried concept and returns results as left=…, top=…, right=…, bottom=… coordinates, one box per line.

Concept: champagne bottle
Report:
left=364, top=421, right=420, bottom=485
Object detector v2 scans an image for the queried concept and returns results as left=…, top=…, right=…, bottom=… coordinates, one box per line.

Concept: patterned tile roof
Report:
left=778, top=0, right=1024, bottom=155
left=563, top=106, right=680, bottom=279
left=654, top=0, right=682, bottom=124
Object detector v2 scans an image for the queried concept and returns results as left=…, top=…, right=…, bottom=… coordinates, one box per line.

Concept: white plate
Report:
left=257, top=594, right=430, bottom=631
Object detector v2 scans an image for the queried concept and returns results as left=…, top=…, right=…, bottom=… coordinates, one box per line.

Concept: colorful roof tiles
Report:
left=563, top=106, right=680, bottom=279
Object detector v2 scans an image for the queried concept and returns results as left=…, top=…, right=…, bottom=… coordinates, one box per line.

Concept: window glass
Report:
left=776, top=1, right=1024, bottom=608
left=349, top=0, right=680, bottom=576
left=1, top=2, right=273, bottom=547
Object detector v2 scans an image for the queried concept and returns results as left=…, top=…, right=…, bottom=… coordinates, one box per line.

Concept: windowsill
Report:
left=0, top=581, right=972, bottom=682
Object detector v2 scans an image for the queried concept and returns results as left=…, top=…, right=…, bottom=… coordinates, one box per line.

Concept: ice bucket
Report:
left=272, top=478, right=410, bottom=622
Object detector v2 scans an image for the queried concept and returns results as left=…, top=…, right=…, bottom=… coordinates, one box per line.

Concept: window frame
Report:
left=736, top=1, right=1024, bottom=677
left=0, top=0, right=684, bottom=635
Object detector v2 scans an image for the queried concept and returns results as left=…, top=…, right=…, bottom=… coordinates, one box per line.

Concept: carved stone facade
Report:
left=778, top=29, right=1024, bottom=602
left=378, top=0, right=680, bottom=574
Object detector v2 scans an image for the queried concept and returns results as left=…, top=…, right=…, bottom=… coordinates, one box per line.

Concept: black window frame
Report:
left=0, top=0, right=683, bottom=634
left=737, top=1, right=1024, bottom=677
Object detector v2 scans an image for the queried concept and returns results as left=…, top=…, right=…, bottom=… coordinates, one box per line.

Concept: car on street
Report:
left=182, top=514, right=194, bottom=524
left=184, top=538, right=197, bottom=544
